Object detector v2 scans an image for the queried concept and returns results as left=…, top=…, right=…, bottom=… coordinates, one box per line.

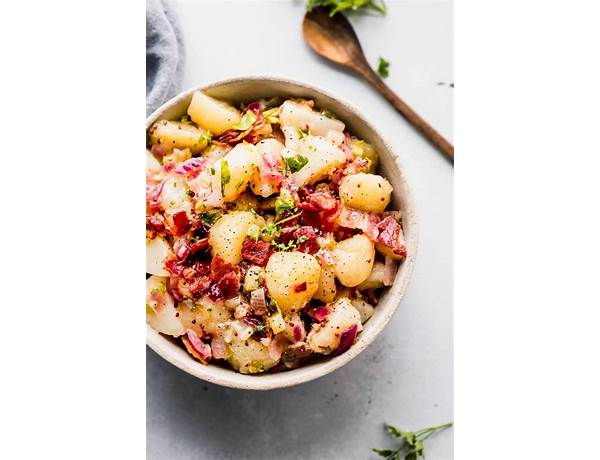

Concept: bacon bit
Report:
left=183, top=330, right=212, bottom=364
left=210, top=255, right=239, bottom=281
left=172, top=211, right=191, bottom=236
left=174, top=157, right=207, bottom=178
left=173, top=238, right=191, bottom=260
left=334, top=324, right=358, bottom=356
left=164, top=258, right=185, bottom=276
left=241, top=237, right=272, bottom=267
left=376, top=216, right=407, bottom=257
left=207, top=283, right=223, bottom=302
left=337, top=206, right=381, bottom=240
left=146, top=213, right=166, bottom=233
left=294, top=226, right=319, bottom=254
left=307, top=305, right=330, bottom=322
left=293, top=282, right=307, bottom=293
left=217, top=271, right=241, bottom=299
left=189, top=275, right=212, bottom=298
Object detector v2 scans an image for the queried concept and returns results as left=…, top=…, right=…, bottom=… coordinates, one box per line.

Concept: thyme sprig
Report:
left=372, top=422, right=452, bottom=460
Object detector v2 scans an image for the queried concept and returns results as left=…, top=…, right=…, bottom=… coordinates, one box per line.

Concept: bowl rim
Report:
left=146, top=75, right=419, bottom=390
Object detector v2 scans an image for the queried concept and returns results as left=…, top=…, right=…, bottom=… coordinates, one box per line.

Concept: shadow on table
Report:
left=146, top=327, right=400, bottom=460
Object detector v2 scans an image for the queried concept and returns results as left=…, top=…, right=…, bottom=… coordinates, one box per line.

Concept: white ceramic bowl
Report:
left=146, top=76, right=418, bottom=390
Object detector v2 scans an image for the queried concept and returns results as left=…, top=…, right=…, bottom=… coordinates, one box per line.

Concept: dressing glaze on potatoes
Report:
left=146, top=92, right=408, bottom=374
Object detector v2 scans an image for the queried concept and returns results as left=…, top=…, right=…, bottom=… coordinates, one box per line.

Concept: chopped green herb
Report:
left=275, top=197, right=296, bottom=216
left=261, top=222, right=282, bottom=240
left=298, top=127, right=311, bottom=139
left=307, top=0, right=387, bottom=17
left=297, top=235, right=309, bottom=244
left=283, top=154, right=309, bottom=173
left=377, top=56, right=390, bottom=78
left=232, top=111, right=257, bottom=131
left=210, top=167, right=215, bottom=175
left=180, top=115, right=190, bottom=123
left=372, top=421, right=452, bottom=460
left=235, top=180, right=244, bottom=190
left=146, top=303, right=154, bottom=315
left=198, top=130, right=212, bottom=146
left=255, top=323, right=268, bottom=334
left=220, top=160, right=231, bottom=195
left=200, top=210, right=223, bottom=225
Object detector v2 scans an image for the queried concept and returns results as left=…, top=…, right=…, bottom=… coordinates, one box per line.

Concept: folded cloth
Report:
left=146, top=0, right=185, bottom=116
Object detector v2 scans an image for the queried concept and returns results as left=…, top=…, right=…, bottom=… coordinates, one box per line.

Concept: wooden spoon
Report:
left=303, top=7, right=454, bottom=164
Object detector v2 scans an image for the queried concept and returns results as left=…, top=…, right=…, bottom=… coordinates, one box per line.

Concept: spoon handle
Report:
left=360, top=67, right=454, bottom=163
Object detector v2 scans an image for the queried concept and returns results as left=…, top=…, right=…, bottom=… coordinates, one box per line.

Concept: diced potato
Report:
left=313, top=264, right=337, bottom=303
left=339, top=173, right=393, bottom=214
left=279, top=100, right=345, bottom=137
left=281, top=126, right=300, bottom=150
left=209, top=211, right=265, bottom=265
left=291, top=136, right=346, bottom=187
left=148, top=120, right=209, bottom=154
left=146, top=276, right=185, bottom=336
left=350, top=138, right=378, bottom=173
left=191, top=296, right=232, bottom=335
left=214, top=143, right=261, bottom=202
left=264, top=252, right=321, bottom=314
left=357, top=261, right=385, bottom=291
left=332, top=234, right=375, bottom=287
left=159, top=174, right=192, bottom=212
left=187, top=91, right=242, bottom=135
left=146, top=149, right=162, bottom=171
left=243, top=265, right=264, bottom=292
left=307, top=298, right=362, bottom=354
left=350, top=298, right=375, bottom=323
left=146, top=236, right=172, bottom=276
left=227, top=336, right=279, bottom=374
left=250, top=138, right=285, bottom=198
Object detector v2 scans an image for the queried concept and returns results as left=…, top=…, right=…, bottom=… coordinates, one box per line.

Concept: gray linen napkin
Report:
left=146, top=0, right=185, bottom=116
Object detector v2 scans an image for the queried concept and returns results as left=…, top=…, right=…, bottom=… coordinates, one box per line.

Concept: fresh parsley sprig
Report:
left=377, top=57, right=390, bottom=78
left=282, top=154, right=309, bottom=173
left=372, top=422, right=452, bottom=460
left=307, top=0, right=387, bottom=17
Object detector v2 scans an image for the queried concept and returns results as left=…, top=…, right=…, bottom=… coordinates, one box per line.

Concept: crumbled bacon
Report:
left=337, top=206, right=380, bottom=240
left=210, top=255, right=239, bottom=281
left=183, top=330, right=212, bottom=364
left=376, top=216, right=407, bottom=257
left=173, top=238, right=191, bottom=260
left=241, top=237, right=272, bottom=267
left=189, top=275, right=212, bottom=297
left=164, top=258, right=185, bottom=276
left=171, top=211, right=191, bottom=236
left=151, top=143, right=169, bottom=157
left=217, top=271, right=241, bottom=299
left=294, top=226, right=319, bottom=254
left=146, top=213, right=166, bottom=233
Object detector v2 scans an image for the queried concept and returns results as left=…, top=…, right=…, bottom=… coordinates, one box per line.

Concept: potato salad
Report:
left=146, top=93, right=407, bottom=374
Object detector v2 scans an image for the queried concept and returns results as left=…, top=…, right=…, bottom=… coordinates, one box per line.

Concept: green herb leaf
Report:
left=232, top=111, right=257, bottom=131
left=200, top=210, right=223, bottom=225
left=372, top=422, right=452, bottom=460
left=198, top=130, right=212, bottom=146
left=262, top=107, right=280, bottom=124
left=307, top=0, right=387, bottom=17
left=283, top=154, right=309, bottom=173
left=377, top=56, right=390, bottom=78
left=298, top=127, right=311, bottom=139
left=220, top=160, right=231, bottom=195
left=275, top=197, right=296, bottom=216
left=320, top=109, right=336, bottom=119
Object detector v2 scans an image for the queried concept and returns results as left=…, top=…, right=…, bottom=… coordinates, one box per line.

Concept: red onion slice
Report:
left=334, top=324, right=358, bottom=356
left=383, top=256, right=397, bottom=286
left=250, top=288, right=267, bottom=315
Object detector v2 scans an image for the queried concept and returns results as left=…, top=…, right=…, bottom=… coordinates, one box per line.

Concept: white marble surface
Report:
left=147, top=1, right=453, bottom=459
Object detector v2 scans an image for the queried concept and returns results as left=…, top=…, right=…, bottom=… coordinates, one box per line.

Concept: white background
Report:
left=147, top=1, right=452, bottom=459
left=1, top=1, right=599, bottom=459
